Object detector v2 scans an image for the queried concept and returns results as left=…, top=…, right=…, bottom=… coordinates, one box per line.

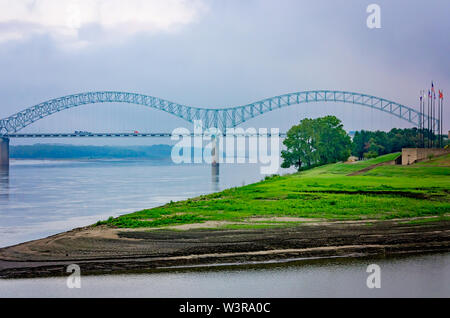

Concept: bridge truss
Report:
left=0, top=90, right=436, bottom=135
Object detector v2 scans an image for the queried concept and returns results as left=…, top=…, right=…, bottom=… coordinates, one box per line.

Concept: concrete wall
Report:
left=0, top=138, right=9, bottom=167
left=402, top=148, right=450, bottom=165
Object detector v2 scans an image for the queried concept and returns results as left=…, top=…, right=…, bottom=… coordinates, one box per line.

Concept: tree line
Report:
left=10, top=144, right=173, bottom=160
left=352, top=128, right=422, bottom=159
left=281, top=116, right=448, bottom=170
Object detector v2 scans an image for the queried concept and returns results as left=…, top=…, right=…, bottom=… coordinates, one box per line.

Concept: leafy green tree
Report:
left=313, top=116, right=352, bottom=164
left=352, top=130, right=372, bottom=159
left=352, top=128, right=425, bottom=159
left=281, top=116, right=351, bottom=170
left=281, top=118, right=317, bottom=170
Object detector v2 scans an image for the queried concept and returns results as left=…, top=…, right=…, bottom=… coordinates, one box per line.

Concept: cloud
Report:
left=0, top=0, right=207, bottom=47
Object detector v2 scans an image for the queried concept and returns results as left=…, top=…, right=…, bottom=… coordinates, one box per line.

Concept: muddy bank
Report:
left=1, top=219, right=449, bottom=278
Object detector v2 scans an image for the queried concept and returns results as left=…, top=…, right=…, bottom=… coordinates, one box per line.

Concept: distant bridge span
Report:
left=7, top=132, right=287, bottom=138
left=0, top=90, right=436, bottom=135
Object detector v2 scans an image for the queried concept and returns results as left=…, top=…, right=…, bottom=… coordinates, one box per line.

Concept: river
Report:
left=0, top=159, right=275, bottom=248
left=1, top=252, right=449, bottom=297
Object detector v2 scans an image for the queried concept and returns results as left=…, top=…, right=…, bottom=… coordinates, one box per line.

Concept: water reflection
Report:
left=211, top=164, right=219, bottom=191
left=0, top=165, right=9, bottom=200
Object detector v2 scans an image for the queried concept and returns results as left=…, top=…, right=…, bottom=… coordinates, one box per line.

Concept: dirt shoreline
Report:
left=1, top=218, right=449, bottom=279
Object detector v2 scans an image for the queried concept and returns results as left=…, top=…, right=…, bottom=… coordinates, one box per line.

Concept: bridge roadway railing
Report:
left=5, top=132, right=287, bottom=138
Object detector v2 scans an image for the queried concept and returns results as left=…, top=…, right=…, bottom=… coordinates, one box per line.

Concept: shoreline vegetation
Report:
left=0, top=153, right=449, bottom=278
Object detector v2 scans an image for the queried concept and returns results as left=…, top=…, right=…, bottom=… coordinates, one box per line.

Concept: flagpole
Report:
left=419, top=92, right=421, bottom=147
left=428, top=90, right=430, bottom=148
left=420, top=92, right=422, bottom=147
left=432, top=84, right=435, bottom=148
left=423, top=91, right=426, bottom=147
left=430, top=81, right=435, bottom=148
left=439, top=90, right=442, bottom=148
left=433, top=91, right=436, bottom=148
left=431, top=91, right=433, bottom=148
left=438, top=92, right=441, bottom=148
left=441, top=92, right=442, bottom=147
left=421, top=91, right=424, bottom=148
left=427, top=91, right=430, bottom=148
left=438, top=90, right=441, bottom=148
left=441, top=90, right=444, bottom=148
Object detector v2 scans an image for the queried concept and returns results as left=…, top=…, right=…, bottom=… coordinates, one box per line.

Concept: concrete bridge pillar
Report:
left=211, top=135, right=219, bottom=167
left=0, top=137, right=9, bottom=167
left=211, top=134, right=220, bottom=188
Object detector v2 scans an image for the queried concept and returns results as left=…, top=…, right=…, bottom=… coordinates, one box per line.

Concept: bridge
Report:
left=5, top=132, right=287, bottom=138
left=0, top=90, right=439, bottom=167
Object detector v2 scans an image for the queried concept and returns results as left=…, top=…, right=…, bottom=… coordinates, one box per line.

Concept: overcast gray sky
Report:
left=0, top=0, right=448, bottom=145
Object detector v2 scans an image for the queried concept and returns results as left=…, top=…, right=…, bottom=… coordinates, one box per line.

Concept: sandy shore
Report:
left=1, top=218, right=449, bottom=278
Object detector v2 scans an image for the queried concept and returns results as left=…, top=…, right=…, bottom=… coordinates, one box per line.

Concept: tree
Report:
left=281, top=118, right=317, bottom=170
left=281, top=116, right=352, bottom=170
left=351, top=128, right=424, bottom=159
left=352, top=130, right=372, bottom=159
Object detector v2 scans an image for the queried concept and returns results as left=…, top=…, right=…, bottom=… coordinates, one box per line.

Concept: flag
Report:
left=428, top=90, right=431, bottom=98
left=439, top=90, right=443, bottom=99
left=431, top=81, right=435, bottom=93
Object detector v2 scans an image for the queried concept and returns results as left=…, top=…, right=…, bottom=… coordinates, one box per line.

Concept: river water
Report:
left=1, top=253, right=449, bottom=297
left=0, top=160, right=449, bottom=297
left=0, top=159, right=273, bottom=248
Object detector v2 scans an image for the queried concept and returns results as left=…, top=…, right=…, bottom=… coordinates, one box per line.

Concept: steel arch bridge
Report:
left=0, top=90, right=435, bottom=135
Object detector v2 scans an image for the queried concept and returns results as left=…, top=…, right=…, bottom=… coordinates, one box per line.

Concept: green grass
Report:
left=302, top=152, right=401, bottom=176
left=99, top=153, right=450, bottom=229
left=416, top=153, right=450, bottom=166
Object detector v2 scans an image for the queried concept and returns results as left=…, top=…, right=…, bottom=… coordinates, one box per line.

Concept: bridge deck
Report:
left=4, top=132, right=287, bottom=138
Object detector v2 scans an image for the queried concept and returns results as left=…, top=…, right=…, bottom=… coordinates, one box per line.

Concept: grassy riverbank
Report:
left=98, top=153, right=450, bottom=229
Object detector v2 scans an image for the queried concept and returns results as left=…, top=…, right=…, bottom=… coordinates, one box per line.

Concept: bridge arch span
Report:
left=0, top=91, right=202, bottom=135
left=225, top=90, right=429, bottom=131
left=0, top=90, right=435, bottom=134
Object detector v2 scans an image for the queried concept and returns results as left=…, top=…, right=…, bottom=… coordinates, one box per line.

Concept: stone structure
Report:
left=402, top=148, right=450, bottom=165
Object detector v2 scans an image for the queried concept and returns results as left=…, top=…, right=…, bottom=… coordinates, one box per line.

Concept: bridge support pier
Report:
left=211, top=134, right=220, bottom=183
left=211, top=134, right=220, bottom=167
left=0, top=137, right=9, bottom=168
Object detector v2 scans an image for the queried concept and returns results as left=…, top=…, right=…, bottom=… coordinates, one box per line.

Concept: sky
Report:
left=0, top=0, right=448, bottom=145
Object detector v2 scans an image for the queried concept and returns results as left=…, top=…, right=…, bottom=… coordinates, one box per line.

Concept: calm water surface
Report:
left=1, top=253, right=449, bottom=297
left=0, top=159, right=273, bottom=248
